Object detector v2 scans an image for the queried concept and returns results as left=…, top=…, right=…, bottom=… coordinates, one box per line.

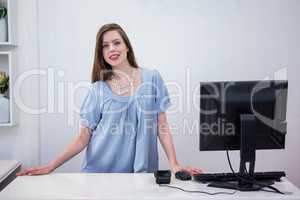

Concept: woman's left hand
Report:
left=171, top=164, right=203, bottom=175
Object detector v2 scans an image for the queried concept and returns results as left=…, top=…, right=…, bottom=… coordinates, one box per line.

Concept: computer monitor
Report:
left=199, top=80, right=288, bottom=190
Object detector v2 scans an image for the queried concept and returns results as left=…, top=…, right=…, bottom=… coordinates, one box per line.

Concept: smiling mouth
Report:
left=109, top=54, right=120, bottom=61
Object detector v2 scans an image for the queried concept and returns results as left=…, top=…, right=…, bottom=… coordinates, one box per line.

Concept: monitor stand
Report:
left=208, top=114, right=274, bottom=191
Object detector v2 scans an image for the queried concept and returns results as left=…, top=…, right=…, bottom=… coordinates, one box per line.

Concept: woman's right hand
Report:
left=16, top=164, right=54, bottom=176
left=16, top=127, right=91, bottom=177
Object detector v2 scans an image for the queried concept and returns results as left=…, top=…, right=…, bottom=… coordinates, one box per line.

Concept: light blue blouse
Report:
left=79, top=68, right=171, bottom=173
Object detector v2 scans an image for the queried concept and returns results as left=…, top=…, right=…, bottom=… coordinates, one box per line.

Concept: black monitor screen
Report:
left=200, top=80, right=287, bottom=151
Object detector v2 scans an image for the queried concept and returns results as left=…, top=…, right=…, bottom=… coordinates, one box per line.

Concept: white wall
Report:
left=0, top=0, right=299, bottom=188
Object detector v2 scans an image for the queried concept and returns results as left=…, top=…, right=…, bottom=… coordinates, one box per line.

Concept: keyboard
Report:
left=193, top=171, right=286, bottom=183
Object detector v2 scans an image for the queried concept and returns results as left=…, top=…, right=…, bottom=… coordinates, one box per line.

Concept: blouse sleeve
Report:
left=79, top=83, right=103, bottom=131
left=154, top=70, right=172, bottom=113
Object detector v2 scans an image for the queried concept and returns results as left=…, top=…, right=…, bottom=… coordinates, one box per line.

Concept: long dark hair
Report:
left=92, top=23, right=139, bottom=83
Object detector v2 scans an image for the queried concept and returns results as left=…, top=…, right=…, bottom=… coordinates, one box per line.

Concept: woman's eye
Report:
left=114, top=41, right=121, bottom=45
left=102, top=44, right=108, bottom=48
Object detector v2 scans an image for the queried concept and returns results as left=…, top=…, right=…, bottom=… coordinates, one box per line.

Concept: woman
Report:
left=17, top=23, right=201, bottom=175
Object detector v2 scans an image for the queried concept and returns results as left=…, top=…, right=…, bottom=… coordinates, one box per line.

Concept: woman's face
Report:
left=102, top=30, right=129, bottom=68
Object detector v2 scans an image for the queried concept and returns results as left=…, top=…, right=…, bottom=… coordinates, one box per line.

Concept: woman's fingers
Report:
left=15, top=171, right=25, bottom=176
left=29, top=170, right=42, bottom=176
left=16, top=167, right=46, bottom=176
left=180, top=167, right=193, bottom=174
left=190, top=167, right=202, bottom=174
left=31, top=168, right=49, bottom=175
left=16, top=169, right=32, bottom=176
left=181, top=166, right=203, bottom=175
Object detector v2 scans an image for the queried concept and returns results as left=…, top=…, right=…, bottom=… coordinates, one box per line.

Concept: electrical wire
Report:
left=225, top=149, right=285, bottom=194
left=159, top=184, right=237, bottom=195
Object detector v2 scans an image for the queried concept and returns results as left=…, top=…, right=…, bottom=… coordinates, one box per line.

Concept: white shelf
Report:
left=0, top=51, right=17, bottom=126
left=0, top=42, right=17, bottom=46
left=0, top=0, right=17, bottom=46
left=0, top=123, right=14, bottom=127
left=0, top=0, right=17, bottom=127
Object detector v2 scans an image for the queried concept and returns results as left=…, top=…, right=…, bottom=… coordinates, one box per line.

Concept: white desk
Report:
left=0, top=173, right=300, bottom=200
left=0, top=160, right=21, bottom=192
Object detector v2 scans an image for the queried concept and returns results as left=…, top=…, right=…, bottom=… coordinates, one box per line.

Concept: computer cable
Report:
left=159, top=184, right=237, bottom=195
left=225, top=149, right=285, bottom=194
left=226, top=149, right=284, bottom=194
left=242, top=165, right=286, bottom=194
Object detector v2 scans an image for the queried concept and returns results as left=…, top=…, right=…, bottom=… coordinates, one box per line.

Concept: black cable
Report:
left=225, top=149, right=285, bottom=194
left=225, top=149, right=283, bottom=194
left=159, top=184, right=237, bottom=195
left=226, top=149, right=237, bottom=176
left=242, top=165, right=284, bottom=195
left=233, top=152, right=284, bottom=194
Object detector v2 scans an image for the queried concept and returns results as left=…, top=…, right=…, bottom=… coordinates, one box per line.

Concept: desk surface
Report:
left=1, top=173, right=300, bottom=200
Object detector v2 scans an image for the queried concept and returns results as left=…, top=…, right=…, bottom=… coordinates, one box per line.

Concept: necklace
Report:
left=111, top=68, right=137, bottom=95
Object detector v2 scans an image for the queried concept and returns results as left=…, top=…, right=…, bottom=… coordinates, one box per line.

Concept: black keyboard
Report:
left=193, top=171, right=286, bottom=183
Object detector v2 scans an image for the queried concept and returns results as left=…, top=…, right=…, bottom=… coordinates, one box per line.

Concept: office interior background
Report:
left=0, top=0, right=299, bottom=187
